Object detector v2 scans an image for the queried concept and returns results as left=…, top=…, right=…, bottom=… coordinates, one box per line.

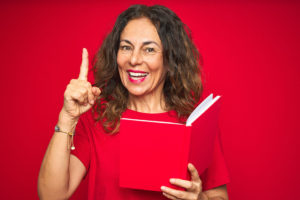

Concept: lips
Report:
left=127, top=70, right=149, bottom=83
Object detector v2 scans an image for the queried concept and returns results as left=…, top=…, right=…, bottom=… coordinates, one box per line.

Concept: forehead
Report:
left=120, top=17, right=161, bottom=45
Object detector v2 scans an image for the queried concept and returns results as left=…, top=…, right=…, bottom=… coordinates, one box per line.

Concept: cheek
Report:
left=148, top=60, right=165, bottom=76
left=117, top=51, right=122, bottom=67
left=147, top=54, right=164, bottom=70
left=118, top=67, right=127, bottom=82
left=117, top=52, right=126, bottom=76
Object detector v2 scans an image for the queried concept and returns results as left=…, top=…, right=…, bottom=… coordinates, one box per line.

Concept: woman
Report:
left=38, top=4, right=230, bottom=200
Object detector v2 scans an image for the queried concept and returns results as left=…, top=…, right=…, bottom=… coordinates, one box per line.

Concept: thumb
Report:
left=188, top=163, right=201, bottom=183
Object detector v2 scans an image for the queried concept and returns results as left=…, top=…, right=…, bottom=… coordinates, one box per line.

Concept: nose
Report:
left=130, top=49, right=143, bottom=66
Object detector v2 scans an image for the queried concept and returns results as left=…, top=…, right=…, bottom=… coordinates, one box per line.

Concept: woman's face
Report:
left=117, top=17, right=166, bottom=99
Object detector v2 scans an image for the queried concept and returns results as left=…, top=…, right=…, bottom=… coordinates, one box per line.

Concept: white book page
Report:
left=121, top=118, right=183, bottom=126
left=186, top=94, right=220, bottom=126
left=186, top=94, right=213, bottom=126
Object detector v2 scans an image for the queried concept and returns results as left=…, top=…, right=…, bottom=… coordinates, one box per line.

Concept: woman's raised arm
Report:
left=37, top=48, right=100, bottom=199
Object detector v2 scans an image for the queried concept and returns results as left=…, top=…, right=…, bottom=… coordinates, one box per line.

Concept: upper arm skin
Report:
left=203, top=185, right=229, bottom=200
left=66, top=155, right=87, bottom=198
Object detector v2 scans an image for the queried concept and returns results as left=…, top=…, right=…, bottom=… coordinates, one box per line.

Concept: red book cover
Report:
left=119, top=94, right=221, bottom=191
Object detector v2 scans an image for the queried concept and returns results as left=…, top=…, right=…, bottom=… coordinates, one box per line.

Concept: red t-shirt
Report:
left=71, top=109, right=230, bottom=200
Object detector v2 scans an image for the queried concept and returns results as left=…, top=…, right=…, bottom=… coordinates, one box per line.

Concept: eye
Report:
left=145, top=47, right=155, bottom=53
left=120, top=45, right=132, bottom=51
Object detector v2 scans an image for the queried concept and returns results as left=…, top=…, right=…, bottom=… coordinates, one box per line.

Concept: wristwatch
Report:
left=55, top=125, right=75, bottom=150
left=55, top=125, right=74, bottom=136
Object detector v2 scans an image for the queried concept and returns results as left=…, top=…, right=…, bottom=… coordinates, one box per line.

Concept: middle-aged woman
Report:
left=38, top=4, right=230, bottom=200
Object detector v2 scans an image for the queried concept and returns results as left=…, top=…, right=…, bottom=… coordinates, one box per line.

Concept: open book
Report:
left=119, top=94, right=221, bottom=191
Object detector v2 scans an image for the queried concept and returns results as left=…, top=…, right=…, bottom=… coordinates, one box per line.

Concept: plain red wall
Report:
left=0, top=0, right=299, bottom=199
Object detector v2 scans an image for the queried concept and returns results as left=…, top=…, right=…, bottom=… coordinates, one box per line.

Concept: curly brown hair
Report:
left=92, top=4, right=203, bottom=133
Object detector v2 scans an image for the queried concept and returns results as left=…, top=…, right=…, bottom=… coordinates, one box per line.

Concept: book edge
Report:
left=186, top=94, right=221, bottom=126
left=121, top=118, right=184, bottom=126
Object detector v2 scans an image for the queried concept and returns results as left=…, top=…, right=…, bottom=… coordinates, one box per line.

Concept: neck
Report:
left=128, top=92, right=167, bottom=113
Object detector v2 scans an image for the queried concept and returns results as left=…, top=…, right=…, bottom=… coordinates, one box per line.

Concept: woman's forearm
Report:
left=38, top=112, right=77, bottom=199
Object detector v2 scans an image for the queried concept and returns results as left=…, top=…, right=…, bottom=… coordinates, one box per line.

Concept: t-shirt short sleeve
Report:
left=200, top=132, right=230, bottom=190
left=71, top=115, right=91, bottom=171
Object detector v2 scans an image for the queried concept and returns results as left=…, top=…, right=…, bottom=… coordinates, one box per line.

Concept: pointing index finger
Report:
left=78, top=48, right=89, bottom=80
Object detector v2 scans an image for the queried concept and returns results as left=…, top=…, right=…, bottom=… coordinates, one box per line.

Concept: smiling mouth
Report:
left=127, top=71, right=149, bottom=83
left=128, top=71, right=149, bottom=79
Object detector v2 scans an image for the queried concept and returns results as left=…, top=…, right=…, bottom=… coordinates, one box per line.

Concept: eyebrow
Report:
left=120, top=39, right=161, bottom=48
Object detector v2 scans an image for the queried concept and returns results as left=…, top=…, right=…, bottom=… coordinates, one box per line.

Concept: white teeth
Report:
left=130, top=76, right=143, bottom=80
left=128, top=72, right=148, bottom=77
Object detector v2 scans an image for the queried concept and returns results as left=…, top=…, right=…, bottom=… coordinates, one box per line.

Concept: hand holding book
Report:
left=161, top=163, right=207, bottom=200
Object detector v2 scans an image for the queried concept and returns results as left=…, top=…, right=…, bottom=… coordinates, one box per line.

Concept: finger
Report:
left=70, top=90, right=87, bottom=104
left=66, top=79, right=89, bottom=104
left=92, top=86, right=101, bottom=97
left=161, top=186, right=191, bottom=200
left=162, top=192, right=178, bottom=200
left=188, top=163, right=201, bottom=183
left=80, top=102, right=93, bottom=111
left=170, top=178, right=197, bottom=191
left=87, top=92, right=94, bottom=104
left=78, top=48, right=89, bottom=80
left=84, top=82, right=95, bottom=105
left=71, top=85, right=89, bottom=104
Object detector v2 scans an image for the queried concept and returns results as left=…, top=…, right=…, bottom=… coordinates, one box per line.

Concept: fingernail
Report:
left=170, top=178, right=175, bottom=183
left=161, top=186, right=166, bottom=190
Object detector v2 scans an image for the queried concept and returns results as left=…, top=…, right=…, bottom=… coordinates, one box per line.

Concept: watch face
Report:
left=55, top=125, right=60, bottom=132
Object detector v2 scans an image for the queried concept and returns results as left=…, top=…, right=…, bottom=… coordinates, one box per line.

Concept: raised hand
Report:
left=161, top=163, right=207, bottom=200
left=61, top=48, right=101, bottom=122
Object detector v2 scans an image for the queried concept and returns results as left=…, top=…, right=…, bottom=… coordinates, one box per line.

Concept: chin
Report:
left=127, top=89, right=147, bottom=97
left=122, top=81, right=147, bottom=96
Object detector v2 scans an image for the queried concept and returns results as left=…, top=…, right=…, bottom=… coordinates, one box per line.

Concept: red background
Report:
left=0, top=0, right=299, bottom=199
